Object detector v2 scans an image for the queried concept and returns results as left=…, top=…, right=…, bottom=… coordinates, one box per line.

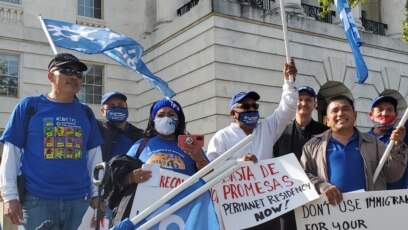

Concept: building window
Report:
left=78, top=64, right=103, bottom=104
left=0, top=54, right=19, bottom=98
left=0, top=0, right=21, bottom=4
left=78, top=0, right=102, bottom=19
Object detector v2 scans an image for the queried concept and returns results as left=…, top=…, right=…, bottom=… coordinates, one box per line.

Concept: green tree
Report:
left=318, top=0, right=368, bottom=15
left=404, top=0, right=408, bottom=42
left=319, top=0, right=408, bottom=43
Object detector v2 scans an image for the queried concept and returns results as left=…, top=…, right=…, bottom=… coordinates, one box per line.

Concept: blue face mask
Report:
left=237, top=111, right=259, bottom=126
left=106, top=107, right=128, bottom=123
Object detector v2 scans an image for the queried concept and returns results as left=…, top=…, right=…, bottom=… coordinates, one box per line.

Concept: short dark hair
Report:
left=327, top=95, right=355, bottom=112
left=144, top=99, right=186, bottom=138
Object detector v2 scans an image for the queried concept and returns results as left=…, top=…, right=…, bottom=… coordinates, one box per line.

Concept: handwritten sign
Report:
left=214, top=154, right=319, bottom=229
left=130, top=169, right=188, bottom=218
left=295, top=189, right=408, bottom=230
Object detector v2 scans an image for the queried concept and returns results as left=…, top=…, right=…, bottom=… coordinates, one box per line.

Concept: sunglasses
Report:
left=235, top=103, right=259, bottom=110
left=54, top=68, right=84, bottom=79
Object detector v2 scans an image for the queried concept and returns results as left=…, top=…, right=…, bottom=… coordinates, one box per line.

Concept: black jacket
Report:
left=274, top=119, right=328, bottom=160
left=101, top=155, right=143, bottom=227
left=97, top=120, right=143, bottom=162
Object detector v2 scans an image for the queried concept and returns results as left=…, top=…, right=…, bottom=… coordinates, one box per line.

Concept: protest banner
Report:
left=131, top=169, right=219, bottom=230
left=295, top=189, right=408, bottom=230
left=213, top=154, right=319, bottom=229
left=131, top=169, right=187, bottom=217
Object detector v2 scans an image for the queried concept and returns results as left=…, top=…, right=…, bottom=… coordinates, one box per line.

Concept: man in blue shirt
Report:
left=368, top=95, right=408, bottom=189
left=301, top=95, right=407, bottom=206
left=98, top=91, right=143, bottom=223
left=98, top=91, right=143, bottom=162
left=0, top=53, right=103, bottom=229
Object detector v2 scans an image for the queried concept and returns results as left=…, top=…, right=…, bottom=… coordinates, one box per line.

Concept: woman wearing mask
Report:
left=123, top=99, right=209, bottom=187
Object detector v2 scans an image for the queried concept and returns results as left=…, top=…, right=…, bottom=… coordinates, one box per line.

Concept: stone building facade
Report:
left=0, top=0, right=407, bottom=226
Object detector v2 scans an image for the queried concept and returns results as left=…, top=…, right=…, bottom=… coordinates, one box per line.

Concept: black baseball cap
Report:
left=48, top=53, right=88, bottom=71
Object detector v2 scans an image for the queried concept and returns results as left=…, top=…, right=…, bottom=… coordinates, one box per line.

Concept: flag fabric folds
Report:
left=43, top=18, right=175, bottom=98
left=131, top=179, right=219, bottom=230
left=335, top=0, right=368, bottom=84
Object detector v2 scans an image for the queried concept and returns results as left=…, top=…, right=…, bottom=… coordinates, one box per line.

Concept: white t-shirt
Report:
left=206, top=81, right=297, bottom=161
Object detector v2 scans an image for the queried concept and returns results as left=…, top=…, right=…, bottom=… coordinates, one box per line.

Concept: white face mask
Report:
left=154, top=117, right=178, bottom=135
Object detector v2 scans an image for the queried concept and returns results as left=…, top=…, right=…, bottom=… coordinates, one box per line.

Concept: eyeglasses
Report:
left=54, top=68, right=84, bottom=79
left=235, top=103, right=259, bottom=110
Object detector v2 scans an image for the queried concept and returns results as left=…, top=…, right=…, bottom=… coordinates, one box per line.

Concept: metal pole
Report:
left=38, top=15, right=58, bottom=55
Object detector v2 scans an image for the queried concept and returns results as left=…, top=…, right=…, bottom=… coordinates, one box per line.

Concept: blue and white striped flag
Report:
left=110, top=179, right=220, bottom=230
left=43, top=18, right=175, bottom=98
left=335, top=0, right=368, bottom=84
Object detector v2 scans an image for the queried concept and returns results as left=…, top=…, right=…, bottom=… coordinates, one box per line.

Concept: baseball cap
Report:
left=101, top=91, right=127, bottom=105
left=298, top=86, right=316, bottom=98
left=371, top=95, right=398, bottom=108
left=48, top=53, right=88, bottom=72
left=229, top=91, right=260, bottom=109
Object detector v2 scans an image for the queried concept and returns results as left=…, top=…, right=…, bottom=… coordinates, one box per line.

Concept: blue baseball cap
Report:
left=298, top=86, right=316, bottom=98
left=229, top=91, right=260, bottom=109
left=371, top=95, right=397, bottom=108
left=101, top=91, right=127, bottom=105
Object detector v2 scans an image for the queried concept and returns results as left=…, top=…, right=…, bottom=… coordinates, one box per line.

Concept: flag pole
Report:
left=38, top=15, right=58, bottom=55
left=129, top=134, right=254, bottom=226
left=137, top=163, right=241, bottom=230
left=373, top=107, right=408, bottom=183
left=279, top=0, right=294, bottom=82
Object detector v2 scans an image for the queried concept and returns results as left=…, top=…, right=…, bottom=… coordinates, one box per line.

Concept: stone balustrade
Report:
left=0, top=3, right=23, bottom=24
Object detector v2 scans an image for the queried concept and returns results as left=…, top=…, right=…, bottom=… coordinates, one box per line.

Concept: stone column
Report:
left=351, top=3, right=363, bottom=30
left=282, top=0, right=306, bottom=16
left=380, top=0, right=404, bottom=38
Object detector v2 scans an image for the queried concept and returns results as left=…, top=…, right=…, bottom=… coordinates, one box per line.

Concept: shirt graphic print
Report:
left=43, top=116, right=83, bottom=159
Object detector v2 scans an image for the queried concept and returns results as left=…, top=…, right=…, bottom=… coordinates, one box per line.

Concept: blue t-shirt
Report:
left=368, top=127, right=408, bottom=189
left=327, top=132, right=366, bottom=192
left=0, top=95, right=103, bottom=199
left=127, top=136, right=204, bottom=176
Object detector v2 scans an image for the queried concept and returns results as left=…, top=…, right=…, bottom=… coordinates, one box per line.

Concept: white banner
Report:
left=130, top=169, right=188, bottom=217
left=214, top=154, right=319, bottom=229
left=295, top=189, right=408, bottom=230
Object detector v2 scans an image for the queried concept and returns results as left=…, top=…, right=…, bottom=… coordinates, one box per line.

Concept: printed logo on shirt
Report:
left=147, top=153, right=186, bottom=170
left=43, top=117, right=83, bottom=159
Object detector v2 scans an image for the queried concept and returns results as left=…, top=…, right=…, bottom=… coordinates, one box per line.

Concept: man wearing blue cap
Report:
left=368, top=95, right=408, bottom=189
left=273, top=86, right=328, bottom=230
left=98, top=91, right=144, bottom=223
left=99, top=91, right=143, bottom=162
left=207, top=60, right=298, bottom=162
left=206, top=60, right=297, bottom=229
left=274, top=86, right=328, bottom=160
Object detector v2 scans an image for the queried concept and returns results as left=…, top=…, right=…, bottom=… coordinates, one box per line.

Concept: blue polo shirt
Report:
left=367, top=127, right=392, bottom=145
left=327, top=131, right=366, bottom=192
left=368, top=127, right=408, bottom=189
